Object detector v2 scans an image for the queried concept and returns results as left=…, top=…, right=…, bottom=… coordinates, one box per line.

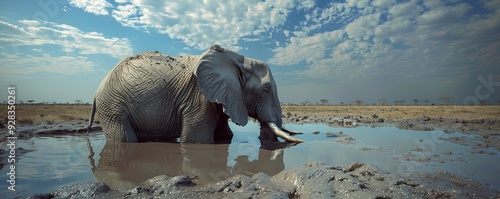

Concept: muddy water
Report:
left=1, top=122, right=499, bottom=197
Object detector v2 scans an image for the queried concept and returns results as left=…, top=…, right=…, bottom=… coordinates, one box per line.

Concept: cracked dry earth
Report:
left=30, top=162, right=499, bottom=199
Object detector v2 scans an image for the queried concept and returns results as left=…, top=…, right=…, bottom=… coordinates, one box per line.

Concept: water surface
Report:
left=1, top=122, right=498, bottom=197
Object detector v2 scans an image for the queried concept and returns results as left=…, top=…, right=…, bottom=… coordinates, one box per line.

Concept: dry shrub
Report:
left=60, top=115, right=76, bottom=121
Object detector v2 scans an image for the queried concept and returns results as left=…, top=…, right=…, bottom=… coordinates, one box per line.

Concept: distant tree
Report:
left=301, top=100, right=310, bottom=106
left=320, top=99, right=328, bottom=105
left=75, top=100, right=82, bottom=104
left=19, top=100, right=24, bottom=105
left=439, top=96, right=454, bottom=105
left=340, top=102, right=344, bottom=106
left=378, top=98, right=388, bottom=106
left=27, top=100, right=35, bottom=105
left=423, top=99, right=429, bottom=105
left=498, top=100, right=500, bottom=105
left=393, top=100, right=406, bottom=106
left=355, top=99, right=364, bottom=106
left=413, top=99, right=419, bottom=105
left=478, top=100, right=487, bottom=106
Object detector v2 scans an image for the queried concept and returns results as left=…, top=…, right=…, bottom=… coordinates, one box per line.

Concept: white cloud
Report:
left=109, top=0, right=297, bottom=50
left=371, top=0, right=396, bottom=9
left=345, top=12, right=381, bottom=40
left=484, top=0, right=500, bottom=10
left=69, top=0, right=112, bottom=15
left=374, top=17, right=413, bottom=39
left=0, top=53, right=95, bottom=77
left=422, top=0, right=444, bottom=9
left=269, top=0, right=500, bottom=85
left=298, top=0, right=316, bottom=11
left=269, top=30, right=344, bottom=66
left=389, top=0, right=422, bottom=18
left=417, top=3, right=472, bottom=26
left=112, top=4, right=142, bottom=29
left=0, top=20, right=132, bottom=59
left=347, top=0, right=371, bottom=8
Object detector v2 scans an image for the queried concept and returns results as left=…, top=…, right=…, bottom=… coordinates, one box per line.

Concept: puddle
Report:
left=1, top=122, right=499, bottom=197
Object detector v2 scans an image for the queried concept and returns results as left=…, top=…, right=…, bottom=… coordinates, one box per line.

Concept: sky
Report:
left=0, top=0, right=499, bottom=105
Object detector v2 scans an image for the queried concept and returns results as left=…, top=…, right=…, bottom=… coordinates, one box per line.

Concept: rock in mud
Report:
left=28, top=182, right=112, bottom=199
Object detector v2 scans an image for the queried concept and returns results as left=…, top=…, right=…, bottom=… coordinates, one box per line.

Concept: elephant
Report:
left=87, top=44, right=303, bottom=144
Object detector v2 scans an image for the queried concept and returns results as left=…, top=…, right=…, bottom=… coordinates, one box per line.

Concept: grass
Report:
left=0, top=105, right=498, bottom=125
left=0, top=105, right=96, bottom=125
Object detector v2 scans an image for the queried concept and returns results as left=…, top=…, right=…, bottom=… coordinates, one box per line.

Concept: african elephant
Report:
left=87, top=44, right=302, bottom=143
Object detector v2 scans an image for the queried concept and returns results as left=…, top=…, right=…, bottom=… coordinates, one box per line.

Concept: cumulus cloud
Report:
left=0, top=20, right=132, bottom=58
left=371, top=0, right=396, bottom=9
left=417, top=3, right=472, bottom=26
left=112, top=4, right=142, bottom=29
left=345, top=12, right=381, bottom=40
left=69, top=0, right=112, bottom=15
left=0, top=53, right=95, bottom=77
left=269, top=30, right=344, bottom=66
left=389, top=0, right=422, bottom=18
left=0, top=19, right=133, bottom=78
left=269, top=0, right=500, bottom=83
left=298, top=0, right=316, bottom=11
left=107, top=0, right=297, bottom=50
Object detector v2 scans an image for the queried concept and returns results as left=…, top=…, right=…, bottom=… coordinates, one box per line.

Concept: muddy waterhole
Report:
left=1, top=122, right=499, bottom=197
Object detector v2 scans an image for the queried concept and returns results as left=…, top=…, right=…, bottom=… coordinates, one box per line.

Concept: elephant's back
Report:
left=123, top=51, right=188, bottom=78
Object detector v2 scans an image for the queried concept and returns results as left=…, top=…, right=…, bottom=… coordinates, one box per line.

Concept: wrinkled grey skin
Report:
left=87, top=44, right=302, bottom=143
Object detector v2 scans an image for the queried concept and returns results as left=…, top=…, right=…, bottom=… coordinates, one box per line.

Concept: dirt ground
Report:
left=3, top=104, right=498, bottom=125
left=0, top=105, right=93, bottom=125
left=282, top=105, right=500, bottom=126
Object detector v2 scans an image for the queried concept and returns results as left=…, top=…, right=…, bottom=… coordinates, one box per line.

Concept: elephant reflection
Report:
left=88, top=140, right=288, bottom=190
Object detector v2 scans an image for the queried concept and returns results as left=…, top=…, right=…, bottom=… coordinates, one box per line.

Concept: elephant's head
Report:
left=194, top=44, right=303, bottom=143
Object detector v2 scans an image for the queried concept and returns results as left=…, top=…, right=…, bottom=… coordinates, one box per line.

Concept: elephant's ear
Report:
left=194, top=44, right=248, bottom=126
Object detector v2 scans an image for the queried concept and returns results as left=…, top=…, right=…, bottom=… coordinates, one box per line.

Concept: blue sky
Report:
left=0, top=0, right=499, bottom=105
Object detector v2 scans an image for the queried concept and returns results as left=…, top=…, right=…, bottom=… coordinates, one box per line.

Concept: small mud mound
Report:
left=31, top=162, right=500, bottom=198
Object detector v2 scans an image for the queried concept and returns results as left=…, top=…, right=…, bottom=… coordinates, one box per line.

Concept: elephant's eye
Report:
left=261, top=86, right=270, bottom=94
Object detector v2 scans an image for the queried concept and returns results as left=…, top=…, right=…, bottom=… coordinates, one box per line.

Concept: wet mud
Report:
left=30, top=162, right=499, bottom=198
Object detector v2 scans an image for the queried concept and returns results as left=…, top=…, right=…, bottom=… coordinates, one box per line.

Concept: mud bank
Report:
left=0, top=120, right=102, bottom=143
left=29, top=161, right=499, bottom=198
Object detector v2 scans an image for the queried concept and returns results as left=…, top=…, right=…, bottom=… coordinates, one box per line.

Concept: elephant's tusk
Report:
left=267, top=122, right=304, bottom=143
left=281, top=126, right=303, bottom=135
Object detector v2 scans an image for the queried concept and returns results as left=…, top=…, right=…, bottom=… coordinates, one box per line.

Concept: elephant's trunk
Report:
left=267, top=122, right=304, bottom=143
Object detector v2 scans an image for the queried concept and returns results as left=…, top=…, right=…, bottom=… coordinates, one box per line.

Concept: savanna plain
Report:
left=1, top=105, right=499, bottom=198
